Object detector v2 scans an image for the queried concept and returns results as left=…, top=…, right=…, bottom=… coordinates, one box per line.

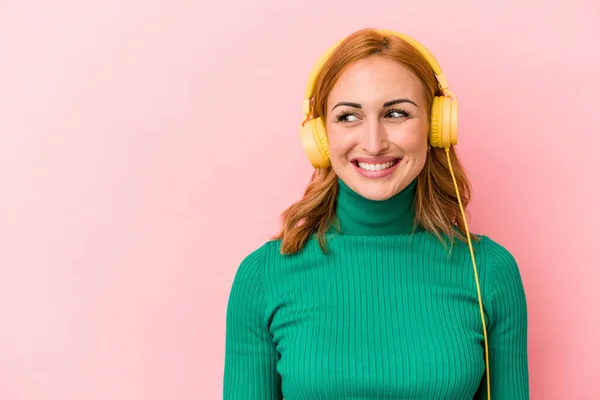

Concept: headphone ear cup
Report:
left=429, top=95, right=458, bottom=149
left=441, top=96, right=452, bottom=148
left=299, top=117, right=331, bottom=168
left=429, top=96, right=444, bottom=148
left=449, top=95, right=458, bottom=146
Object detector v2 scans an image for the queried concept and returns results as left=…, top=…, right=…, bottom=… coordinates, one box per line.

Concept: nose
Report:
left=360, top=119, right=389, bottom=155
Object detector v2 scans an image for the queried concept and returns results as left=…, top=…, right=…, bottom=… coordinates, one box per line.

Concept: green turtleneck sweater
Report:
left=223, top=178, right=529, bottom=399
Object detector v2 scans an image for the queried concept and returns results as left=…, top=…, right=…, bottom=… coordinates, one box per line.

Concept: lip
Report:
left=352, top=158, right=401, bottom=178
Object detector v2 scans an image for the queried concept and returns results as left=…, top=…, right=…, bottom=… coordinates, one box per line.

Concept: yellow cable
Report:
left=445, top=148, right=491, bottom=400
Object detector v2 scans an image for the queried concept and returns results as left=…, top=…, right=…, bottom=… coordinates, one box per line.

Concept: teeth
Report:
left=357, top=161, right=397, bottom=171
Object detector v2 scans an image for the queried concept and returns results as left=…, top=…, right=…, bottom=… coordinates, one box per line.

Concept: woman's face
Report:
left=325, top=56, right=430, bottom=201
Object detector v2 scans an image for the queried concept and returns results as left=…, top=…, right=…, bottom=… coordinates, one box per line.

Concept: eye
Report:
left=334, top=111, right=360, bottom=123
left=386, top=108, right=411, bottom=119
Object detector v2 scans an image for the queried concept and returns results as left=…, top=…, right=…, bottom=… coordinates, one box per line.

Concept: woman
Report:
left=223, top=28, right=529, bottom=400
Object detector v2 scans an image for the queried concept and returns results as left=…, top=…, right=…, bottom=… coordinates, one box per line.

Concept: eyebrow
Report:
left=331, top=98, right=418, bottom=111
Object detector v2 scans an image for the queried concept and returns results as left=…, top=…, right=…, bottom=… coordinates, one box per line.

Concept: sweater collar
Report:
left=333, top=177, right=418, bottom=236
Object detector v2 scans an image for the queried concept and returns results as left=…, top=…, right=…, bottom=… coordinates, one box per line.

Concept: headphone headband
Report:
left=302, top=29, right=449, bottom=115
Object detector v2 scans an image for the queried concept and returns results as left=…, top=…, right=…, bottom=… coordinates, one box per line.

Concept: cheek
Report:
left=325, top=124, right=353, bottom=158
left=390, top=125, right=429, bottom=153
left=407, top=134, right=428, bottom=153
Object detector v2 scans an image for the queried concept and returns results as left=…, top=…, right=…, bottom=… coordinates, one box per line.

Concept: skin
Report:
left=325, top=55, right=430, bottom=201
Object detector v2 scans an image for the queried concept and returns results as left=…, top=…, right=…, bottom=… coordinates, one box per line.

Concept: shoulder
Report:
left=227, top=241, right=280, bottom=320
left=476, top=235, right=528, bottom=318
left=230, top=240, right=280, bottom=289
left=477, top=235, right=522, bottom=281
left=233, top=240, right=274, bottom=277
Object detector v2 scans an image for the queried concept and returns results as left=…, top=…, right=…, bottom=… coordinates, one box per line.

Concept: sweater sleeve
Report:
left=223, top=244, right=282, bottom=400
left=474, top=238, right=530, bottom=399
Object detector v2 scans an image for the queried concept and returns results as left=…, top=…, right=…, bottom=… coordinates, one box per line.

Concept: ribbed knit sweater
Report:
left=223, top=177, right=529, bottom=399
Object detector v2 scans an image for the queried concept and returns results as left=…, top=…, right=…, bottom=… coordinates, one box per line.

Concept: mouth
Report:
left=351, top=157, right=402, bottom=172
left=350, top=157, right=402, bottom=178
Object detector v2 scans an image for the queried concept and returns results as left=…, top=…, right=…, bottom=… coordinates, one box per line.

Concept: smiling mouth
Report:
left=352, top=159, right=401, bottom=171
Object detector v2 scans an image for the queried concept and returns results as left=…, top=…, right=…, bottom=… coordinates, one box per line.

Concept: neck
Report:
left=333, top=177, right=419, bottom=236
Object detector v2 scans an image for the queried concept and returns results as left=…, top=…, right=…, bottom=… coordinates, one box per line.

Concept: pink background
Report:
left=1, top=0, right=599, bottom=399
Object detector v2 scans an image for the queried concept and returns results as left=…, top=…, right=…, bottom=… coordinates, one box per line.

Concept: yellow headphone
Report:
left=299, top=29, right=491, bottom=400
left=300, top=29, right=458, bottom=169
